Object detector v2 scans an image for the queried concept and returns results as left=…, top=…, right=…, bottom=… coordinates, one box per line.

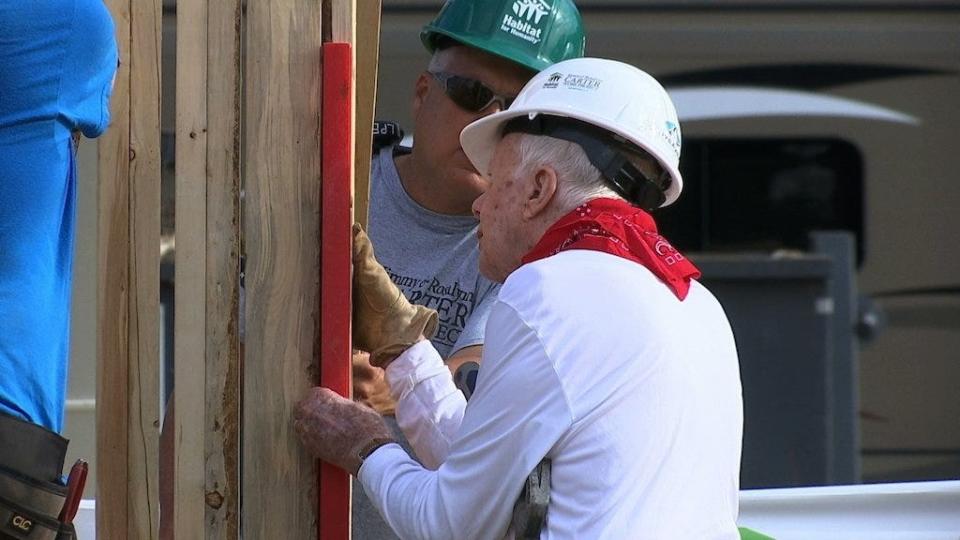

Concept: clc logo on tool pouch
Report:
left=8, top=514, right=34, bottom=533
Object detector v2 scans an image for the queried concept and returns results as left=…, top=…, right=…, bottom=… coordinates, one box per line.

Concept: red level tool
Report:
left=319, top=41, right=354, bottom=540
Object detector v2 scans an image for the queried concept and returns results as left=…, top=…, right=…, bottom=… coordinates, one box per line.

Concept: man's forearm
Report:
left=385, top=340, right=467, bottom=469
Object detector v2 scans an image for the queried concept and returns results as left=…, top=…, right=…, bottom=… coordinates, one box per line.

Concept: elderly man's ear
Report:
left=522, top=166, right=558, bottom=219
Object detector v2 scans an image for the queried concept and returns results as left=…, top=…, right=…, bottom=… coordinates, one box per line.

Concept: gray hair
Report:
left=515, top=133, right=621, bottom=210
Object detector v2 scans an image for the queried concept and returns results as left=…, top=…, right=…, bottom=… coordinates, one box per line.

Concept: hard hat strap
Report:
left=502, top=115, right=667, bottom=211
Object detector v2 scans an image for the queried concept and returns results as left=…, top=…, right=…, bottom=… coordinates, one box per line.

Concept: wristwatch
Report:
left=355, top=437, right=396, bottom=475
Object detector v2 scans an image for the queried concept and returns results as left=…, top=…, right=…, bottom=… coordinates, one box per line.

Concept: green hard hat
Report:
left=421, top=0, right=586, bottom=72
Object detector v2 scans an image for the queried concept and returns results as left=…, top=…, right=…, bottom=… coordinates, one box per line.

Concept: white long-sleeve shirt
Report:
left=359, top=250, right=744, bottom=539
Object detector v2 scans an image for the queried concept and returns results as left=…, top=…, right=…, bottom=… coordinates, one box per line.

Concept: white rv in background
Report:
left=372, top=0, right=960, bottom=484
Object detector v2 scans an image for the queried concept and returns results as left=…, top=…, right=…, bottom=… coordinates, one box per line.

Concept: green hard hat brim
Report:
left=421, top=26, right=549, bottom=72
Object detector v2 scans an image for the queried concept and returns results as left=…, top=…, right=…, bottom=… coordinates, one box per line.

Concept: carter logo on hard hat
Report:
left=501, top=0, right=551, bottom=45
left=565, top=74, right=601, bottom=91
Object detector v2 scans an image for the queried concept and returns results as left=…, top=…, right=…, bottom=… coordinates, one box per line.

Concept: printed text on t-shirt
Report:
left=384, top=266, right=476, bottom=351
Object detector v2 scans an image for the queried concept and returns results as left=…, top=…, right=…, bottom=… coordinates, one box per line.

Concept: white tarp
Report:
left=75, top=481, right=960, bottom=538
left=739, top=481, right=960, bottom=540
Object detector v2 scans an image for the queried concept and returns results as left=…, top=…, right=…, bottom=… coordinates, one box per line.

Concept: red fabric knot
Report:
left=521, top=197, right=701, bottom=300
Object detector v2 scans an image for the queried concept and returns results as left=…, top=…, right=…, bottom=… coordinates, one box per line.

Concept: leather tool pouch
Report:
left=0, top=413, right=76, bottom=540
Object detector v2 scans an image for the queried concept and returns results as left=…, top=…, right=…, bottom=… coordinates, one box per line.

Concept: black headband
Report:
left=502, top=114, right=669, bottom=211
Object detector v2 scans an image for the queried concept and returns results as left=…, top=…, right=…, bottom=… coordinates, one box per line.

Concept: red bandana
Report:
left=521, top=198, right=701, bottom=300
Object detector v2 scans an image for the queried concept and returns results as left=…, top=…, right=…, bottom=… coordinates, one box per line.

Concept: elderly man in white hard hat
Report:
left=295, top=57, right=744, bottom=539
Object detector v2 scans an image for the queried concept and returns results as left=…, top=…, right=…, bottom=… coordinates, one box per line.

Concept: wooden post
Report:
left=354, top=0, right=381, bottom=227
left=174, top=0, right=242, bottom=538
left=243, top=0, right=324, bottom=538
left=96, top=0, right=162, bottom=537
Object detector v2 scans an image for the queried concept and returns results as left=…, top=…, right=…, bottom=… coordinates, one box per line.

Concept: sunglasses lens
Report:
left=445, top=75, right=494, bottom=112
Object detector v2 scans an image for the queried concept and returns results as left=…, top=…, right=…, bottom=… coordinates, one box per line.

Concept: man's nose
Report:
left=472, top=194, right=483, bottom=219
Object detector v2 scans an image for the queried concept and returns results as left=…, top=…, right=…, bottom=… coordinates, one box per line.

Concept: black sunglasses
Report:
left=429, top=71, right=516, bottom=113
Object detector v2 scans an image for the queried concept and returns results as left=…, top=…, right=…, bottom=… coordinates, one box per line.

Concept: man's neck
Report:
left=523, top=195, right=596, bottom=248
left=394, top=153, right=473, bottom=216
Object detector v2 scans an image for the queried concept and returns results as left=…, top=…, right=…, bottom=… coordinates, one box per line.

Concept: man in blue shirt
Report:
left=0, top=0, right=117, bottom=535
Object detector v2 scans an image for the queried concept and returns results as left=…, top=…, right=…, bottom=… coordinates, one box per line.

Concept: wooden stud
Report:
left=97, top=0, right=163, bottom=537
left=96, top=0, right=132, bottom=534
left=353, top=0, right=382, bottom=228
left=242, top=0, right=324, bottom=538
left=203, top=0, right=243, bottom=536
left=174, top=0, right=208, bottom=536
left=127, top=0, right=163, bottom=536
left=328, top=0, right=356, bottom=45
left=175, top=0, right=242, bottom=537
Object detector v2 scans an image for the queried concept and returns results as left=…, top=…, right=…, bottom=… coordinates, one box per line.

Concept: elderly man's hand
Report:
left=352, top=349, right=397, bottom=415
left=353, top=224, right=438, bottom=366
left=294, top=387, right=394, bottom=475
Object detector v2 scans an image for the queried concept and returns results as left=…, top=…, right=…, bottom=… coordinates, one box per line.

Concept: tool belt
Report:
left=0, top=413, right=77, bottom=540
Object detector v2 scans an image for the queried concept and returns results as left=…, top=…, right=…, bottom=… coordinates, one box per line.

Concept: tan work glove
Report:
left=353, top=224, right=438, bottom=367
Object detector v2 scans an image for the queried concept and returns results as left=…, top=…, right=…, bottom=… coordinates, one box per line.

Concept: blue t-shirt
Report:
left=0, top=0, right=118, bottom=431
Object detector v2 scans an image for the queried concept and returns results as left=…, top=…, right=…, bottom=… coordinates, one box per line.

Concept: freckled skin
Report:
left=472, top=136, right=531, bottom=283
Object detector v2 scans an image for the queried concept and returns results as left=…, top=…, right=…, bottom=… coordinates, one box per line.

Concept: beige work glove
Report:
left=352, top=224, right=438, bottom=367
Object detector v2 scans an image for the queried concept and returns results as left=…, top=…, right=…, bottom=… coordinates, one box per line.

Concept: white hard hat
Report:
left=460, top=57, right=683, bottom=208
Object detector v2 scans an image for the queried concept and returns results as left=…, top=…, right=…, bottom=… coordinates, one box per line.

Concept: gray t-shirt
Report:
left=367, top=146, right=500, bottom=359
left=352, top=146, right=500, bottom=540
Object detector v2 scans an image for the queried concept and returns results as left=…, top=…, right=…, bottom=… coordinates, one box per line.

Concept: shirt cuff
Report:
left=357, top=441, right=405, bottom=481
left=385, top=339, right=448, bottom=401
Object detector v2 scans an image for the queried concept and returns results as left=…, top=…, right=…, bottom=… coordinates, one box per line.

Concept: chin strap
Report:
left=503, top=115, right=668, bottom=211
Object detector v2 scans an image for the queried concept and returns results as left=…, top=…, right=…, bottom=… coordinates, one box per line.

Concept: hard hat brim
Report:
left=421, top=27, right=546, bottom=72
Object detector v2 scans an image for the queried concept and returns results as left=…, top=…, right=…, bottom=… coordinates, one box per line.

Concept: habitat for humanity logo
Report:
left=542, top=72, right=602, bottom=92
left=543, top=72, right=563, bottom=88
left=501, top=0, right=551, bottom=45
